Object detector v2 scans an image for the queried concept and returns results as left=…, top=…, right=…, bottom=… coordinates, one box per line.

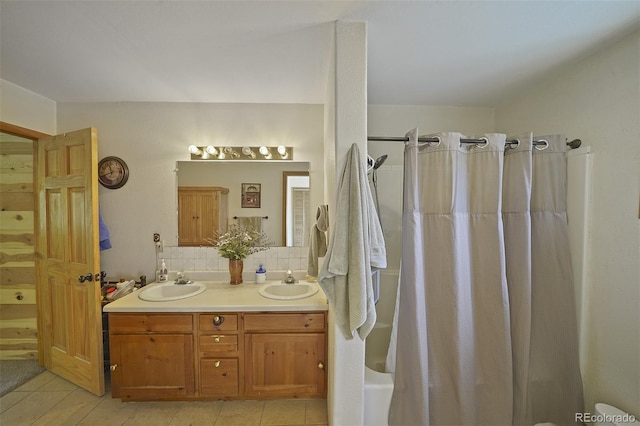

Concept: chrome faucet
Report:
left=284, top=269, right=297, bottom=284
left=174, top=272, right=191, bottom=285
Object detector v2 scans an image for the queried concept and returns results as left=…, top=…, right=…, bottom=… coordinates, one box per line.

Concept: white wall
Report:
left=57, top=102, right=324, bottom=281
left=495, top=31, right=640, bottom=415
left=0, top=79, right=56, bottom=134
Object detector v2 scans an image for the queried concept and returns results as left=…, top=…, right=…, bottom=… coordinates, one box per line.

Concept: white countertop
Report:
left=103, top=279, right=328, bottom=313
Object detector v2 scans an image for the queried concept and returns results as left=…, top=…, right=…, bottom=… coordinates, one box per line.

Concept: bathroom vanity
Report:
left=103, top=279, right=328, bottom=401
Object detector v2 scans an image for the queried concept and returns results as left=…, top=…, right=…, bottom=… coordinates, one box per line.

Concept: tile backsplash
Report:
left=157, top=246, right=309, bottom=273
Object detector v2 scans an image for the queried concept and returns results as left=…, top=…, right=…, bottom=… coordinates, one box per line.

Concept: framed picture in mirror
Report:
left=242, top=183, right=261, bottom=208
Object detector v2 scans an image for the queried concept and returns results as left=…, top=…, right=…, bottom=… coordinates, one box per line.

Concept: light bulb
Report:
left=223, top=147, right=239, bottom=158
left=277, top=146, right=288, bottom=159
left=205, top=146, right=218, bottom=156
left=188, top=145, right=202, bottom=156
left=242, top=147, right=256, bottom=158
left=259, top=146, right=272, bottom=158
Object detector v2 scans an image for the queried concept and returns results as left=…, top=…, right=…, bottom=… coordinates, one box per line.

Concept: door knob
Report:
left=214, top=336, right=221, bottom=343
left=214, top=360, right=221, bottom=368
left=78, top=273, right=93, bottom=283
left=213, top=316, right=224, bottom=326
left=110, top=364, right=118, bottom=371
left=318, top=362, right=324, bottom=369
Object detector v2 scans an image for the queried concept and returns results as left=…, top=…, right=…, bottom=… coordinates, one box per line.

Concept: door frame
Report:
left=0, top=121, right=50, bottom=365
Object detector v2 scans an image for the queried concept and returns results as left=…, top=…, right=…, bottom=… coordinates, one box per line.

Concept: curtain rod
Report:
left=368, top=136, right=582, bottom=149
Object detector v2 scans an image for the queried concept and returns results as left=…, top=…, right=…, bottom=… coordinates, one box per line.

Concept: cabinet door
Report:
left=198, top=191, right=219, bottom=242
left=200, top=358, right=239, bottom=397
left=110, top=334, right=195, bottom=400
left=245, top=333, right=326, bottom=397
left=178, top=191, right=199, bottom=245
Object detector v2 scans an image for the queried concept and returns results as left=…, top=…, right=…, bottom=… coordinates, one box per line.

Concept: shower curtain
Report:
left=388, top=129, right=584, bottom=426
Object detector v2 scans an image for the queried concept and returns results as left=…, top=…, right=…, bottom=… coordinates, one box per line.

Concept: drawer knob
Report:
left=214, top=336, right=221, bottom=343
left=213, top=316, right=224, bottom=326
left=110, top=364, right=118, bottom=371
left=318, top=362, right=324, bottom=370
left=214, top=360, right=221, bottom=368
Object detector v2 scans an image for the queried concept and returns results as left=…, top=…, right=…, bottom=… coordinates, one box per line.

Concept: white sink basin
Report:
left=139, top=282, right=206, bottom=302
left=258, top=282, right=319, bottom=300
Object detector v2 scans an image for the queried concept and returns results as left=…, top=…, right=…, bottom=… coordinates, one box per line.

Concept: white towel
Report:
left=318, top=144, right=387, bottom=340
left=236, top=216, right=262, bottom=233
left=307, top=205, right=329, bottom=277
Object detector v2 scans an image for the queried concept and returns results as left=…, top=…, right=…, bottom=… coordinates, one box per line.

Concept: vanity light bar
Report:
left=188, top=146, right=293, bottom=160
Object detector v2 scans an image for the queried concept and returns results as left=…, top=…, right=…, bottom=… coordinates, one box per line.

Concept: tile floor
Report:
left=0, top=371, right=328, bottom=426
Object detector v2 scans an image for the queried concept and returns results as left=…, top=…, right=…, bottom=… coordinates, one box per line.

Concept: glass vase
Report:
left=228, top=259, right=243, bottom=285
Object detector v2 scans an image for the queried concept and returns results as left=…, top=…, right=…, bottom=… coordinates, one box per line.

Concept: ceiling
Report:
left=1, top=1, right=638, bottom=107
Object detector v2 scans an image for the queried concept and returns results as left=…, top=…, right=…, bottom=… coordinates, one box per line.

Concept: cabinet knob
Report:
left=214, top=336, right=221, bottom=343
left=110, top=364, right=118, bottom=371
left=318, top=362, right=324, bottom=370
left=213, top=316, right=224, bottom=326
left=214, top=360, right=221, bottom=368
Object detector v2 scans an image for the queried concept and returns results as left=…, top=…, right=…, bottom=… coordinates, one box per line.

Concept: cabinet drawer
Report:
left=200, top=358, right=239, bottom=396
left=109, top=314, right=193, bottom=333
left=244, top=313, right=325, bottom=332
left=199, top=334, right=238, bottom=354
left=199, top=313, right=238, bottom=331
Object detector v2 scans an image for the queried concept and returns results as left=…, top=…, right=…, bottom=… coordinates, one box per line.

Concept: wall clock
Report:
left=98, top=156, right=129, bottom=189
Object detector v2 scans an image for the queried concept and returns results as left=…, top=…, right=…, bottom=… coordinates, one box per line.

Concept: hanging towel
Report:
left=318, top=144, right=387, bottom=340
left=99, top=208, right=112, bottom=251
left=307, top=205, right=329, bottom=277
left=236, top=216, right=262, bottom=233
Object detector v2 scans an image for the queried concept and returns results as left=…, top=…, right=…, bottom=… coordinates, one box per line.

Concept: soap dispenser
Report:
left=256, top=264, right=266, bottom=284
left=159, top=259, right=168, bottom=282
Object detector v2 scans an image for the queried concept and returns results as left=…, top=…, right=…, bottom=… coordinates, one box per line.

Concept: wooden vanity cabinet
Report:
left=108, top=314, right=195, bottom=400
left=108, top=310, right=327, bottom=401
left=178, top=186, right=229, bottom=246
left=244, top=312, right=327, bottom=398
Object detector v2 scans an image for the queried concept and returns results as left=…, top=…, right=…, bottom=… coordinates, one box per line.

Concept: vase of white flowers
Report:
left=207, top=225, right=271, bottom=285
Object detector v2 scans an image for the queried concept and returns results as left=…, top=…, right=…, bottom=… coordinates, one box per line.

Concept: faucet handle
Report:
left=284, top=270, right=297, bottom=284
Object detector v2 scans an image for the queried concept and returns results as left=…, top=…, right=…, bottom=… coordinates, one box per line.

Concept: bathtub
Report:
left=364, top=324, right=394, bottom=426
left=364, top=270, right=398, bottom=426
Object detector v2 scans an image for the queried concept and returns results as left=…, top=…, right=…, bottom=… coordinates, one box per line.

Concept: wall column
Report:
left=323, top=20, right=368, bottom=426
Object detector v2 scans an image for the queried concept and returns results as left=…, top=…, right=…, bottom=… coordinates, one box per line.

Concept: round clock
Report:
left=98, top=156, right=129, bottom=189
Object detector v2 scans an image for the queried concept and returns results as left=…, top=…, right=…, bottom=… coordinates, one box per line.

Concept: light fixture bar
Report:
left=188, top=146, right=293, bottom=160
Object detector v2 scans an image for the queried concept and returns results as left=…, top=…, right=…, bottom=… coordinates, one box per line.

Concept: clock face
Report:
left=98, top=156, right=129, bottom=189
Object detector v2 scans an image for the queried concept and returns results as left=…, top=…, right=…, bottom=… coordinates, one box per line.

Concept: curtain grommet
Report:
left=534, top=139, right=549, bottom=150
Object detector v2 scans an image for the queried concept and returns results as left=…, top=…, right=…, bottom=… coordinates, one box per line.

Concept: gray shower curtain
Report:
left=388, top=130, right=584, bottom=425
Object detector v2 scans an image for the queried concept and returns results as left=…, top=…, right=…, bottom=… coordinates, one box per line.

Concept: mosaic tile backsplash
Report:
left=158, top=246, right=309, bottom=273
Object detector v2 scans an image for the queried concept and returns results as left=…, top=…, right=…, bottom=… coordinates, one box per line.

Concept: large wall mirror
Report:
left=176, top=161, right=310, bottom=247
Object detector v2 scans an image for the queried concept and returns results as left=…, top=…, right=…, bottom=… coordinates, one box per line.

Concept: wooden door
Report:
left=245, top=333, right=326, bottom=397
left=198, top=191, right=219, bottom=242
left=110, top=333, right=195, bottom=400
left=178, top=190, right=199, bottom=245
left=36, top=128, right=104, bottom=395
